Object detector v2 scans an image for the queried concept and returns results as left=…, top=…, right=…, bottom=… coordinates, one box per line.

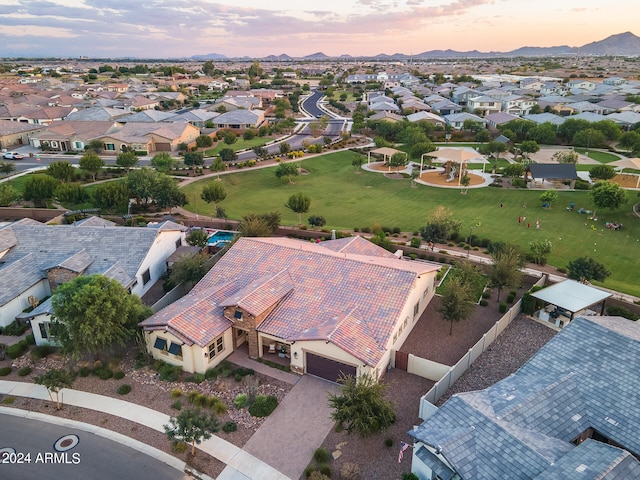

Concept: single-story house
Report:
left=0, top=120, right=47, bottom=150
left=29, top=120, right=122, bottom=152
left=99, top=121, right=200, bottom=153
left=0, top=218, right=186, bottom=337
left=410, top=315, right=640, bottom=479
left=212, top=110, right=266, bottom=130
left=139, top=236, right=440, bottom=382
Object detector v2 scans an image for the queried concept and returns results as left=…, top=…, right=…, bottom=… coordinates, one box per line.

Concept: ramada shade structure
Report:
left=422, top=147, right=483, bottom=185
left=531, top=279, right=611, bottom=325
left=609, top=157, right=640, bottom=188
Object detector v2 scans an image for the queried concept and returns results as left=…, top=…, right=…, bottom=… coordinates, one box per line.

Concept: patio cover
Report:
left=609, top=157, right=640, bottom=171
left=366, top=147, right=406, bottom=165
left=425, top=147, right=482, bottom=163
left=528, top=163, right=579, bottom=180
left=531, top=279, right=611, bottom=314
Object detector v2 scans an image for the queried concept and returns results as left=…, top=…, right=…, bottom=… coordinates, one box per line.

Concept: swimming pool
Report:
left=207, top=229, right=237, bottom=248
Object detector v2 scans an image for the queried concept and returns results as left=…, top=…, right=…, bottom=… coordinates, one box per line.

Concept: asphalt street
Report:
left=0, top=414, right=184, bottom=480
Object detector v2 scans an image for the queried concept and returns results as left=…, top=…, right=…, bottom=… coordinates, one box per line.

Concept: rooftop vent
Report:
left=575, top=464, right=588, bottom=473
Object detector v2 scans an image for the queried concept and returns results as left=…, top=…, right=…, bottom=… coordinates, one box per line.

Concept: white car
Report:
left=2, top=151, right=24, bottom=160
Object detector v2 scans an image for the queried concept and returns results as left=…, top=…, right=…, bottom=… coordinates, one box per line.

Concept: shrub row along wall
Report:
left=416, top=275, right=546, bottom=420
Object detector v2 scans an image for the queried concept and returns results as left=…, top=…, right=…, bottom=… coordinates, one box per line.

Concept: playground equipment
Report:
left=447, top=165, right=457, bottom=182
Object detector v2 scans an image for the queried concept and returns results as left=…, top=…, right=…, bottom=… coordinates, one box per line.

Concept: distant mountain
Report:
left=187, top=32, right=640, bottom=61
left=578, top=31, right=640, bottom=55
left=191, top=52, right=228, bottom=60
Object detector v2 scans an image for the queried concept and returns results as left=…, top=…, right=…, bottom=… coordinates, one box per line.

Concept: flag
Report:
left=398, top=441, right=410, bottom=463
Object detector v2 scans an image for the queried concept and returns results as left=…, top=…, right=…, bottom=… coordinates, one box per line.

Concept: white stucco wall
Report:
left=0, top=280, right=50, bottom=328
left=132, top=230, right=185, bottom=298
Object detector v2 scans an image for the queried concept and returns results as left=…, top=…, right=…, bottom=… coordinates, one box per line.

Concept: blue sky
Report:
left=0, top=0, right=638, bottom=58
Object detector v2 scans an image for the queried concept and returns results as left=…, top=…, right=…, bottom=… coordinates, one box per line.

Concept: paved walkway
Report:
left=0, top=380, right=289, bottom=480
left=0, top=331, right=29, bottom=347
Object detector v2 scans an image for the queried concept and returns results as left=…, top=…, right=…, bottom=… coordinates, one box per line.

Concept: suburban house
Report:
left=0, top=218, right=186, bottom=338
left=466, top=95, right=502, bottom=116
left=29, top=120, right=122, bottom=152
left=0, top=120, right=47, bottom=149
left=139, top=236, right=440, bottom=382
left=212, top=109, right=266, bottom=130
left=409, top=315, right=640, bottom=479
left=97, top=121, right=200, bottom=153
left=443, top=112, right=485, bottom=130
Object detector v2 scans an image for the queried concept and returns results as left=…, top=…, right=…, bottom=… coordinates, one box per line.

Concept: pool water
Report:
left=207, top=229, right=237, bottom=247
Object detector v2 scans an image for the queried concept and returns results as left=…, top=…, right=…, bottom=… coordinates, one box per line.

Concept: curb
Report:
left=0, top=406, right=214, bottom=480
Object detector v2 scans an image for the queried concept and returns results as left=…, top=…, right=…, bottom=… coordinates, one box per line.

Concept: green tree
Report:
left=557, top=118, right=591, bottom=143
left=438, top=276, right=475, bottom=335
left=327, top=374, right=395, bottom=437
left=92, top=181, right=130, bottom=214
left=116, top=151, right=138, bottom=172
left=519, top=140, right=540, bottom=158
left=275, top=162, right=299, bottom=184
left=285, top=192, right=311, bottom=225
left=253, top=146, right=269, bottom=160
left=589, top=165, right=616, bottom=181
left=567, top=257, right=611, bottom=283
left=79, top=152, right=104, bottom=181
left=551, top=150, right=579, bottom=164
left=55, top=183, right=88, bottom=205
left=529, top=239, right=553, bottom=265
left=489, top=244, right=525, bottom=302
left=419, top=206, right=461, bottom=243
left=590, top=181, right=628, bottom=210
left=528, top=122, right=557, bottom=145
left=410, top=169, right=420, bottom=188
left=223, top=131, right=237, bottom=145
left=153, top=174, right=187, bottom=212
left=486, top=141, right=507, bottom=160
left=0, top=161, right=15, bottom=177
left=410, top=141, right=436, bottom=160
left=169, top=252, right=211, bottom=286
left=34, top=369, right=74, bottom=410
left=211, top=156, right=225, bottom=180
left=46, top=161, right=76, bottom=182
left=23, top=174, right=59, bottom=207
left=201, top=182, right=227, bottom=212
left=202, top=60, right=215, bottom=77
left=187, top=229, right=209, bottom=248
left=219, top=148, right=237, bottom=163
left=388, top=152, right=408, bottom=168
left=0, top=183, right=18, bottom=206
left=150, top=152, right=175, bottom=174
left=573, top=128, right=605, bottom=150
left=164, top=408, right=220, bottom=456
left=540, top=189, right=559, bottom=207
left=51, top=275, right=152, bottom=359
left=85, top=139, right=104, bottom=154
left=238, top=212, right=281, bottom=237
left=474, top=129, right=491, bottom=143
left=352, top=154, right=364, bottom=172
left=184, top=151, right=205, bottom=171
left=279, top=142, right=291, bottom=155
left=196, top=134, right=213, bottom=149
left=127, top=168, right=156, bottom=206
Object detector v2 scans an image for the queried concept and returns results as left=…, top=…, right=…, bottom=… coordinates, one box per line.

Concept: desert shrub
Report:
left=511, top=178, right=526, bottom=188
left=171, top=400, right=182, bottom=410
left=499, top=302, right=508, bottom=314
left=170, top=388, right=183, bottom=398
left=31, top=345, right=53, bottom=359
left=2, top=396, right=15, bottom=404
left=234, top=393, right=249, bottom=408
left=318, top=464, right=332, bottom=477
left=172, top=441, right=188, bottom=454
left=25, top=333, right=36, bottom=345
left=313, top=447, right=332, bottom=464
left=113, top=371, right=125, bottom=380
left=18, top=367, right=32, bottom=376
left=186, top=373, right=205, bottom=384
left=0, top=367, right=11, bottom=376
left=480, top=299, right=489, bottom=307
left=507, top=293, right=515, bottom=304
left=557, top=267, right=567, bottom=274
left=78, top=366, right=91, bottom=377
left=234, top=373, right=242, bottom=382
left=481, top=290, right=491, bottom=299
left=2, top=321, right=29, bottom=336
left=97, top=368, right=114, bottom=380
left=204, top=368, right=218, bottom=380
left=207, top=396, right=228, bottom=415
left=158, top=363, right=181, bottom=382
left=574, top=178, right=591, bottom=190
left=117, top=384, right=132, bottom=395
left=222, top=421, right=237, bottom=433
left=304, top=466, right=315, bottom=478
left=340, top=463, right=361, bottom=480
left=607, top=305, right=639, bottom=321
left=402, top=474, right=420, bottom=480
left=7, top=343, right=27, bottom=359
left=385, top=438, right=393, bottom=447
left=232, top=367, right=255, bottom=377
left=249, top=395, right=278, bottom=417
left=509, top=290, right=517, bottom=296
left=410, top=237, right=421, bottom=248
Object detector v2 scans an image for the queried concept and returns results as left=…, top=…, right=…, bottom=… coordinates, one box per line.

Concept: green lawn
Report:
left=204, top=137, right=271, bottom=156
left=181, top=152, right=640, bottom=297
left=573, top=148, right=620, bottom=163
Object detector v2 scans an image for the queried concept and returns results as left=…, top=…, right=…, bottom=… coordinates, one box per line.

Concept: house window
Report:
left=423, top=286, right=429, bottom=298
left=208, top=336, right=224, bottom=361
left=154, top=337, right=168, bottom=355
left=105, top=143, right=115, bottom=151
left=175, top=238, right=182, bottom=248
left=233, top=309, right=243, bottom=320
left=413, top=302, right=420, bottom=318
left=142, top=269, right=151, bottom=285
left=74, top=141, right=83, bottom=149
left=168, top=342, right=182, bottom=357
left=39, top=322, right=48, bottom=339
left=393, top=332, right=397, bottom=344
left=404, top=316, right=409, bottom=328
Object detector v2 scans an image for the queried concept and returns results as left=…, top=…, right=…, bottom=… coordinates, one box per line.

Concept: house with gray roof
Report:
left=140, top=236, right=439, bottom=382
left=212, top=109, right=266, bottom=130
left=409, top=315, right=640, bottom=479
left=0, top=219, right=186, bottom=342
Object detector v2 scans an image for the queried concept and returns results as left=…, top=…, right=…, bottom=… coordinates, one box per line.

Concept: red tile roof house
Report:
left=140, top=236, right=440, bottom=382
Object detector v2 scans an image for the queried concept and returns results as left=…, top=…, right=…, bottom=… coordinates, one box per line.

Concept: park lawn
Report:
left=180, top=151, right=640, bottom=297
left=573, top=148, right=620, bottom=163
left=327, top=90, right=357, bottom=102
left=204, top=137, right=271, bottom=156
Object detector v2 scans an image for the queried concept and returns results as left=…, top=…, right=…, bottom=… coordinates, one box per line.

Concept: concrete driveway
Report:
left=242, top=375, right=339, bottom=480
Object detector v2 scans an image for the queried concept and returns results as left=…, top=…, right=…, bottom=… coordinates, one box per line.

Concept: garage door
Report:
left=306, top=352, right=356, bottom=383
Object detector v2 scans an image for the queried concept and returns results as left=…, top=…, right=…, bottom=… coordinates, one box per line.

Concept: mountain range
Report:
left=191, top=32, right=640, bottom=61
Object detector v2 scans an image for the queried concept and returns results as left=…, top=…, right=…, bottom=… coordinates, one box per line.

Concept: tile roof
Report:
left=0, top=220, right=177, bottom=306
left=410, top=316, right=640, bottom=479
left=146, top=236, right=438, bottom=363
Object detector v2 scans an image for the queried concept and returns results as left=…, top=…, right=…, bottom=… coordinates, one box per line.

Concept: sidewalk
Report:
left=0, top=380, right=290, bottom=480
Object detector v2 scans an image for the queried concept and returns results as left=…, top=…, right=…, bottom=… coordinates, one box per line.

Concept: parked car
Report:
left=2, top=152, right=24, bottom=160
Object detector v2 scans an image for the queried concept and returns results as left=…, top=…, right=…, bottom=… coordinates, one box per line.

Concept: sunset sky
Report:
left=0, top=0, right=638, bottom=58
